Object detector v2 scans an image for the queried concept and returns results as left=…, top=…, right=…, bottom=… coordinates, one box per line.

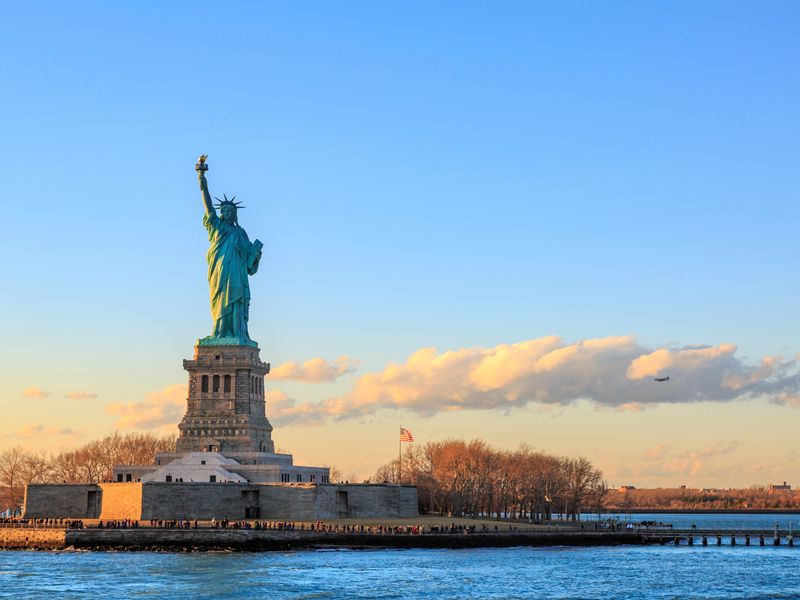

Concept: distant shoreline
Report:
left=600, top=509, right=800, bottom=515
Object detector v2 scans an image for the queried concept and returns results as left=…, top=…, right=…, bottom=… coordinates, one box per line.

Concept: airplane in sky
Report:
left=653, top=376, right=670, bottom=382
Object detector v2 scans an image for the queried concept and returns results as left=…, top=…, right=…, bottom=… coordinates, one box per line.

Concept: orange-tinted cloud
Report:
left=772, top=392, right=800, bottom=407
left=22, top=387, right=50, bottom=399
left=17, top=424, right=82, bottom=438
left=722, top=356, right=784, bottom=390
left=269, top=335, right=800, bottom=425
left=616, top=402, right=645, bottom=413
left=105, top=384, right=185, bottom=431
left=626, top=344, right=737, bottom=380
left=614, top=441, right=750, bottom=480
left=643, top=443, right=672, bottom=461
left=104, top=337, right=800, bottom=429
left=270, top=356, right=357, bottom=383
left=267, top=390, right=327, bottom=426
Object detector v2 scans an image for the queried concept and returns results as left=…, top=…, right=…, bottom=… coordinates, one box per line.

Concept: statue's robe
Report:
left=203, top=211, right=262, bottom=340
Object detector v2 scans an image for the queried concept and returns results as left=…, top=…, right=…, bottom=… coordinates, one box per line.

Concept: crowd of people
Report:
left=0, top=517, right=533, bottom=534
left=0, top=517, right=84, bottom=529
left=3, top=515, right=652, bottom=535
left=593, top=519, right=673, bottom=531
left=174, top=520, right=525, bottom=535
left=148, top=519, right=197, bottom=529
left=98, top=519, right=141, bottom=529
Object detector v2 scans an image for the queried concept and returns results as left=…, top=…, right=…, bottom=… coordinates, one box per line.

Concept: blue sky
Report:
left=2, top=2, right=799, bottom=485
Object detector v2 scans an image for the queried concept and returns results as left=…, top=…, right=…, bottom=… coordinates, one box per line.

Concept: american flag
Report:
left=399, top=427, right=414, bottom=442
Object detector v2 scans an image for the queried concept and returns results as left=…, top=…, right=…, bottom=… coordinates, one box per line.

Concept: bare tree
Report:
left=371, top=439, right=605, bottom=523
left=50, top=450, right=85, bottom=484
left=323, top=464, right=342, bottom=483
left=372, top=460, right=398, bottom=485
left=2, top=432, right=177, bottom=491
left=21, top=452, right=51, bottom=485
left=0, top=446, right=29, bottom=509
left=562, top=457, right=603, bottom=520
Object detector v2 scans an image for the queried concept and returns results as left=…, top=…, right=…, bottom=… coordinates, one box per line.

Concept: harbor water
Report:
left=2, top=545, right=800, bottom=599
left=2, top=514, right=800, bottom=599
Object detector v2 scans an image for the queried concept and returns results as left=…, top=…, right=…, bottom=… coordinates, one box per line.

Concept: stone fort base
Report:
left=24, top=482, right=418, bottom=521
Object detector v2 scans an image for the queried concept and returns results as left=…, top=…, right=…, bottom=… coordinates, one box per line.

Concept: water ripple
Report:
left=1, top=546, right=800, bottom=599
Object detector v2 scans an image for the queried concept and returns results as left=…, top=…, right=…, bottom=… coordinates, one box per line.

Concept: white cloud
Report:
left=22, top=387, right=50, bottom=399
left=105, top=384, right=186, bottom=430
left=270, top=356, right=357, bottom=383
left=268, top=335, right=800, bottom=424
left=64, top=391, right=98, bottom=400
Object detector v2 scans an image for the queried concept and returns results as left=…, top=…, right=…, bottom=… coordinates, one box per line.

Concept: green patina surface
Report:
left=198, top=336, right=258, bottom=348
left=196, top=158, right=263, bottom=344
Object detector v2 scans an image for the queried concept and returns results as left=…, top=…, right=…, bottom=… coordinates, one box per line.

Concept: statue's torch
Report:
left=195, top=154, right=209, bottom=172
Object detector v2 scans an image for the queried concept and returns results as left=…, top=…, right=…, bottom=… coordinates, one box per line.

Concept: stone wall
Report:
left=140, top=483, right=252, bottom=520
left=24, top=482, right=418, bottom=520
left=259, top=484, right=318, bottom=519
left=0, top=528, right=66, bottom=549
left=336, top=485, right=418, bottom=519
left=258, top=484, right=418, bottom=519
left=226, top=463, right=281, bottom=483
left=24, top=484, right=100, bottom=519
left=98, top=483, right=143, bottom=520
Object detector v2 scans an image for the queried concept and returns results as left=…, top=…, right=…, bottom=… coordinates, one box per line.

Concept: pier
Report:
left=638, top=525, right=795, bottom=547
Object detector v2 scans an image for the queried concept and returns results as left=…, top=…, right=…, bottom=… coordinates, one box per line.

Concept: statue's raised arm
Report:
left=195, top=154, right=215, bottom=216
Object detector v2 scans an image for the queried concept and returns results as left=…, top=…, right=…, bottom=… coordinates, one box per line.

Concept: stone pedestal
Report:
left=176, top=343, right=274, bottom=454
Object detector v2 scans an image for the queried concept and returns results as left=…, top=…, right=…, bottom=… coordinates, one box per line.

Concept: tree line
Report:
left=0, top=432, right=176, bottom=510
left=371, top=439, right=606, bottom=521
left=606, top=486, right=800, bottom=510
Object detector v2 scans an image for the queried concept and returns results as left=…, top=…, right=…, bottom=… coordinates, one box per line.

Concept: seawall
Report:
left=0, top=528, right=66, bottom=549
left=0, top=529, right=641, bottom=551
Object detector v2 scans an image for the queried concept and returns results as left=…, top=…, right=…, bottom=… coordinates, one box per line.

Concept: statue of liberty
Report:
left=195, top=156, right=263, bottom=345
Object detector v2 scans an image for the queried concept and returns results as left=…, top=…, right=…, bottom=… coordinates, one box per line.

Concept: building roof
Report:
left=140, top=452, right=247, bottom=483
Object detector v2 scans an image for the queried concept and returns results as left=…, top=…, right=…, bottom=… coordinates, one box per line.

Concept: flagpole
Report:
left=398, top=427, right=402, bottom=485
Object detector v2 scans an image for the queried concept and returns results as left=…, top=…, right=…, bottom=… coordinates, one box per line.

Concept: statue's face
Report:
left=220, top=205, right=237, bottom=223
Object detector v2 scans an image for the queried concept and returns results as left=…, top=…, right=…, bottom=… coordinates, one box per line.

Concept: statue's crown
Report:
left=213, top=194, right=245, bottom=209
